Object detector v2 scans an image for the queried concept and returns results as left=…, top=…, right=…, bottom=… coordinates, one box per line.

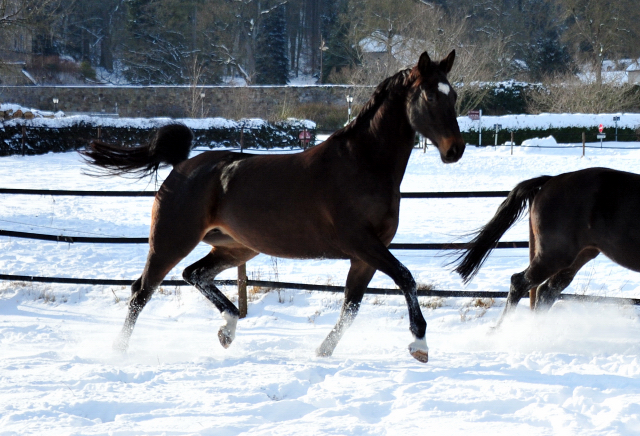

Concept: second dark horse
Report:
left=455, top=167, right=640, bottom=327
left=83, top=51, right=465, bottom=363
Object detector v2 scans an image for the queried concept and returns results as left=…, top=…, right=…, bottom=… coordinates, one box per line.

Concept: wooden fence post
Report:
left=510, top=131, right=514, bottom=155
left=21, top=126, right=26, bottom=156
left=529, top=288, right=536, bottom=310
left=582, top=132, right=586, bottom=157
left=238, top=263, right=248, bottom=318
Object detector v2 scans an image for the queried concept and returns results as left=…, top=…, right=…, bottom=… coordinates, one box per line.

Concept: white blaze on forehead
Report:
left=438, top=82, right=450, bottom=95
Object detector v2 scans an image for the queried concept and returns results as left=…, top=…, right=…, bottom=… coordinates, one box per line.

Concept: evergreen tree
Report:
left=321, top=0, right=357, bottom=82
left=255, top=3, right=288, bottom=85
left=524, top=33, right=571, bottom=80
left=516, top=0, right=570, bottom=80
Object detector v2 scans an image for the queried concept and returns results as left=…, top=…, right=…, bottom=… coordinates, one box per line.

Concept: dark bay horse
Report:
left=455, top=167, right=640, bottom=327
left=82, top=51, right=465, bottom=363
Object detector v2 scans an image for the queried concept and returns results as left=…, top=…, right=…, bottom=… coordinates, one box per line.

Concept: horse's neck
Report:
left=356, top=94, right=416, bottom=186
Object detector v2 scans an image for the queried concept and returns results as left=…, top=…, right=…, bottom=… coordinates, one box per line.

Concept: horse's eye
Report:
left=424, top=92, right=435, bottom=103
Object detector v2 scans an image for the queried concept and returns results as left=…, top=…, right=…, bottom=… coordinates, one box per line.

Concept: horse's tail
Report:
left=81, top=123, right=194, bottom=178
left=454, top=175, right=553, bottom=283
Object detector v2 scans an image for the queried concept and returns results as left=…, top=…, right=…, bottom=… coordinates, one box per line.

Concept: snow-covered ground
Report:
left=3, top=138, right=640, bottom=434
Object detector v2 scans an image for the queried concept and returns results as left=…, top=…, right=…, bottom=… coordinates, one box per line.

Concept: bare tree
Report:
left=559, top=0, right=640, bottom=84
left=526, top=73, right=640, bottom=113
left=0, top=0, right=63, bottom=29
left=330, top=3, right=511, bottom=115
left=186, top=56, right=209, bottom=118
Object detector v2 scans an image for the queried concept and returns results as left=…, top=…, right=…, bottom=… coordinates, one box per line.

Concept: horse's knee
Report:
left=182, top=267, right=195, bottom=284
left=182, top=256, right=226, bottom=285
left=510, top=271, right=527, bottom=290
left=131, top=277, right=142, bottom=294
left=182, top=263, right=214, bottom=284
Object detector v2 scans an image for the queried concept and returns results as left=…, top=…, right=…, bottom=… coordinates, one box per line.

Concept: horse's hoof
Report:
left=408, top=338, right=429, bottom=363
left=112, top=337, right=129, bottom=353
left=218, top=327, right=233, bottom=349
left=410, top=349, right=429, bottom=363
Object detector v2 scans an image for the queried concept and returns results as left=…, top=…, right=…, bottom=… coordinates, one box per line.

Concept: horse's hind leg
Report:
left=316, top=259, right=376, bottom=358
left=494, top=270, right=537, bottom=329
left=182, top=245, right=258, bottom=348
left=495, top=246, right=590, bottom=327
left=534, top=248, right=599, bottom=311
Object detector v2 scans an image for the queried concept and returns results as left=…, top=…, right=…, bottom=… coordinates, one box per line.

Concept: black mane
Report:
left=329, top=68, right=413, bottom=140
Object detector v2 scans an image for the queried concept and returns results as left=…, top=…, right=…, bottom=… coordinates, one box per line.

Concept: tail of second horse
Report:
left=454, top=175, right=553, bottom=283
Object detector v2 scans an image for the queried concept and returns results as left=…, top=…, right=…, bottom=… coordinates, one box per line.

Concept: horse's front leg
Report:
left=114, top=249, right=185, bottom=352
left=113, top=277, right=154, bottom=352
left=347, top=235, right=428, bottom=363
left=316, top=259, right=376, bottom=357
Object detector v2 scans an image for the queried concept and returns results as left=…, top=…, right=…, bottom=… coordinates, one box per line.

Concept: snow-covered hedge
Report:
left=0, top=114, right=316, bottom=156
left=458, top=113, right=640, bottom=145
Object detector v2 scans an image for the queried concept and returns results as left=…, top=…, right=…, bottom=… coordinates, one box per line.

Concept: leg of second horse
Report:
left=534, top=248, right=599, bottom=311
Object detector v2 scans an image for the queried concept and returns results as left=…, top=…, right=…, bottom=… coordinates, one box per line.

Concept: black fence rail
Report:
left=0, top=186, right=636, bottom=307
left=0, top=228, right=528, bottom=249
left=2, top=273, right=638, bottom=306
left=0, top=187, right=510, bottom=198
left=0, top=188, right=157, bottom=197
left=0, top=188, right=521, bottom=247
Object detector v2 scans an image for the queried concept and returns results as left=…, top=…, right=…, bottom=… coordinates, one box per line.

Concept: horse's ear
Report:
left=418, top=51, right=432, bottom=75
left=439, top=50, right=456, bottom=75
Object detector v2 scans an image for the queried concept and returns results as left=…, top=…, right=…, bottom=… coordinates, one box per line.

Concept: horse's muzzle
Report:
left=440, top=137, right=466, bottom=163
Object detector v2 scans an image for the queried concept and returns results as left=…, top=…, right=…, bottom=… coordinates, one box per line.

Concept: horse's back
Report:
left=167, top=143, right=401, bottom=259
left=533, top=167, right=640, bottom=270
left=535, top=167, right=640, bottom=216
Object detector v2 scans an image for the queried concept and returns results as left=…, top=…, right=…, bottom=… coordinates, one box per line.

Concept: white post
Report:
left=478, top=109, right=482, bottom=146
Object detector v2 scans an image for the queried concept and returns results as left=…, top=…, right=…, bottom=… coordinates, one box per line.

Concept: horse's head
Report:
left=407, top=50, right=465, bottom=163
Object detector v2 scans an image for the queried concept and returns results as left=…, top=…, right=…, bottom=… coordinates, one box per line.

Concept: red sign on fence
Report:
left=468, top=110, right=480, bottom=121
left=299, top=130, right=312, bottom=148
left=298, top=130, right=311, bottom=140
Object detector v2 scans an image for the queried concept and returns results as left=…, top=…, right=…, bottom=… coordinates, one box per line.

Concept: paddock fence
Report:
left=1, top=187, right=638, bottom=314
